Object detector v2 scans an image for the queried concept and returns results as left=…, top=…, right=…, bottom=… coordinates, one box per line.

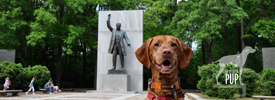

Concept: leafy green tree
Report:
left=170, top=0, right=248, bottom=63
left=64, top=0, right=99, bottom=86
left=252, top=19, right=275, bottom=44
left=0, top=0, right=44, bottom=67
left=144, top=0, right=177, bottom=40
left=27, top=0, right=101, bottom=87
left=250, top=0, right=275, bottom=45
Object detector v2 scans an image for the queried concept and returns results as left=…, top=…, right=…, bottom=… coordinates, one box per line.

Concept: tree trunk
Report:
left=56, top=44, right=62, bottom=87
left=241, top=19, right=247, bottom=68
left=28, top=45, right=31, bottom=65
left=223, top=27, right=228, bottom=56
left=24, top=26, right=29, bottom=68
left=202, top=41, right=206, bottom=65
left=24, top=44, right=28, bottom=67
left=206, top=41, right=212, bottom=64
left=64, top=52, right=68, bottom=84
left=237, top=24, right=242, bottom=52
left=241, top=19, right=246, bottom=50
left=206, top=35, right=213, bottom=64
left=82, top=43, right=87, bottom=87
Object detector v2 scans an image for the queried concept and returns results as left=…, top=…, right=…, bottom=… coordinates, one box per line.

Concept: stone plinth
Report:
left=96, top=10, right=143, bottom=92
left=97, top=74, right=128, bottom=92
left=108, top=70, right=127, bottom=74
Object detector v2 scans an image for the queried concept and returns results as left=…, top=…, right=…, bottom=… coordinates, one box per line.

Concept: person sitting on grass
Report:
left=3, top=77, right=10, bottom=91
left=44, top=80, right=54, bottom=94
left=26, top=77, right=36, bottom=95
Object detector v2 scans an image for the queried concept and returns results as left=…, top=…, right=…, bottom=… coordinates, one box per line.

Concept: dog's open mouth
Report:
left=156, top=60, right=175, bottom=73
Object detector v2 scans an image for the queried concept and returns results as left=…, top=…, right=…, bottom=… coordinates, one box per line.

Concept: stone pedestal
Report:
left=97, top=74, right=128, bottom=92
left=108, top=70, right=127, bottom=74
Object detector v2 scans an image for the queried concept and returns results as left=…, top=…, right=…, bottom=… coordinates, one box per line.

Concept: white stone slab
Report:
left=97, top=10, right=143, bottom=92
left=262, top=47, right=275, bottom=69
left=98, top=11, right=143, bottom=32
left=0, top=49, right=16, bottom=63
left=97, top=74, right=128, bottom=92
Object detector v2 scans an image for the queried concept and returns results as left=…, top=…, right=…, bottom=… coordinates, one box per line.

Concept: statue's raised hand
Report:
left=108, top=14, right=111, bottom=19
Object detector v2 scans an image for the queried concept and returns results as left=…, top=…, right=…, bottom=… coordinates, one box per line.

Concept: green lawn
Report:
left=194, top=93, right=273, bottom=100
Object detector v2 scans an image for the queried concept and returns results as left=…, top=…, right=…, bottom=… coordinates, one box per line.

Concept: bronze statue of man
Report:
left=107, top=14, right=131, bottom=70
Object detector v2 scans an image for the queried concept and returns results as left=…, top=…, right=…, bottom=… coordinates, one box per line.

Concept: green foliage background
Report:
left=239, top=68, right=260, bottom=97
left=257, top=68, right=275, bottom=96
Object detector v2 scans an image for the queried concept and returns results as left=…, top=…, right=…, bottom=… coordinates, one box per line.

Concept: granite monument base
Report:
left=97, top=74, right=128, bottom=92
left=108, top=69, right=127, bottom=74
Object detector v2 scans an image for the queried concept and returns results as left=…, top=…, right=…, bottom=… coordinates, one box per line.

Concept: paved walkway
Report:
left=186, top=93, right=207, bottom=100
left=0, top=92, right=194, bottom=100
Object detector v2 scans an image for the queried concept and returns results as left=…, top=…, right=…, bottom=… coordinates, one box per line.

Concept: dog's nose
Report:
left=163, top=49, right=172, bottom=57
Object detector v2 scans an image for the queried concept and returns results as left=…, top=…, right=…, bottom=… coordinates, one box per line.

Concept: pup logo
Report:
left=225, top=69, right=239, bottom=85
left=213, top=46, right=256, bottom=85
left=212, top=46, right=256, bottom=97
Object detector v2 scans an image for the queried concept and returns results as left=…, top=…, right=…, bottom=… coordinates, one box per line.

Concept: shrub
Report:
left=197, top=64, right=219, bottom=94
left=22, top=65, right=51, bottom=90
left=238, top=68, right=260, bottom=97
left=205, top=78, right=218, bottom=97
left=0, top=62, right=51, bottom=91
left=260, top=68, right=275, bottom=96
left=197, top=63, right=238, bottom=99
left=217, top=88, right=236, bottom=99
left=0, top=61, right=24, bottom=89
left=197, top=78, right=207, bottom=94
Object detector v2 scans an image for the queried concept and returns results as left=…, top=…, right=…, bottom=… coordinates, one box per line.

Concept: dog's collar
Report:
left=147, top=91, right=184, bottom=100
left=148, top=78, right=180, bottom=89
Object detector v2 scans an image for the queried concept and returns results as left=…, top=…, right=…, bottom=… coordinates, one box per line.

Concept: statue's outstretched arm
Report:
left=107, top=14, right=113, bottom=32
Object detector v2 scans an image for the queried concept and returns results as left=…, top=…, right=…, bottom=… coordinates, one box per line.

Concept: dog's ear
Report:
left=135, top=38, right=153, bottom=69
left=176, top=39, right=193, bottom=69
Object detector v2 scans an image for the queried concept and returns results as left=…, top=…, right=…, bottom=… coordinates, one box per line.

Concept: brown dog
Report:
left=135, top=36, right=193, bottom=100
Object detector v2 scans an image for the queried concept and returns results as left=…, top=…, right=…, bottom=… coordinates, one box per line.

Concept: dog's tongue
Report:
left=161, top=65, right=171, bottom=71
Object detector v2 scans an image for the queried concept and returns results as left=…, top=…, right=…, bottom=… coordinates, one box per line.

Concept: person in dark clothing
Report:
left=44, top=80, right=54, bottom=94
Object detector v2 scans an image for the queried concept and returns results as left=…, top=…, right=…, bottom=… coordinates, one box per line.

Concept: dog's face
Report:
left=135, top=36, right=193, bottom=74
left=150, top=36, right=182, bottom=74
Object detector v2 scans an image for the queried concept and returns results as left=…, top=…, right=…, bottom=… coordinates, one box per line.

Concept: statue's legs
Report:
left=112, top=44, right=118, bottom=70
left=116, top=43, right=124, bottom=70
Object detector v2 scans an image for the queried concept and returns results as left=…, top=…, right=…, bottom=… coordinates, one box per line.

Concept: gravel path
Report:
left=0, top=92, right=193, bottom=100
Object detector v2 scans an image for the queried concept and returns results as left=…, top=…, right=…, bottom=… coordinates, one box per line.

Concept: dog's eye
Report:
left=171, top=43, right=177, bottom=47
left=154, top=43, right=159, bottom=47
